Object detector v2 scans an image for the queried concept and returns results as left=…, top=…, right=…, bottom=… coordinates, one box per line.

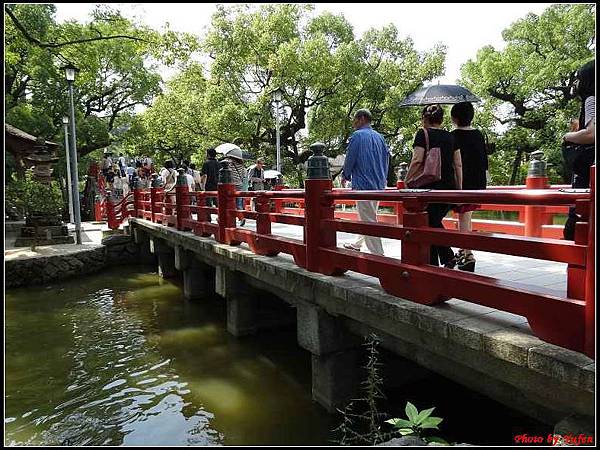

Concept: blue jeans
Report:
left=235, top=185, right=244, bottom=211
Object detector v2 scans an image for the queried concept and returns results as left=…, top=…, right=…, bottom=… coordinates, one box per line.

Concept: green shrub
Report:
left=5, top=170, right=64, bottom=218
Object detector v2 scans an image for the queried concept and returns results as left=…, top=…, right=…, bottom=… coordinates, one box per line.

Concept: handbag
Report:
left=406, top=127, right=442, bottom=188
left=483, top=131, right=495, bottom=155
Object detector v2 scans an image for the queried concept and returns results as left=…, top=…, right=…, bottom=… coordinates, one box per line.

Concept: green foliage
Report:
left=122, top=4, right=445, bottom=170
left=5, top=170, right=64, bottom=218
left=4, top=3, right=199, bottom=164
left=460, top=4, right=595, bottom=185
left=385, top=402, right=449, bottom=445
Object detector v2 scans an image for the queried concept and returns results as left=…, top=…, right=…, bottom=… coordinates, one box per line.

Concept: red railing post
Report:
left=524, top=151, right=549, bottom=237
left=584, top=165, right=595, bottom=357
left=304, top=142, right=338, bottom=274
left=253, top=193, right=280, bottom=257
left=175, top=169, right=190, bottom=231
left=133, top=182, right=141, bottom=218
left=395, top=173, right=406, bottom=225
left=401, top=198, right=430, bottom=266
left=567, top=198, right=589, bottom=300
left=150, top=186, right=158, bottom=223
left=106, top=191, right=118, bottom=230
left=217, top=161, right=236, bottom=244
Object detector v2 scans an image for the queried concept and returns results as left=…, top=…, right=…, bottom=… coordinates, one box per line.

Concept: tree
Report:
left=460, top=4, right=595, bottom=184
left=123, top=4, right=446, bottom=186
left=4, top=3, right=199, bottom=166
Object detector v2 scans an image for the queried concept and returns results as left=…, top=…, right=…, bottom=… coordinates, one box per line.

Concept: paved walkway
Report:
left=4, top=222, right=109, bottom=261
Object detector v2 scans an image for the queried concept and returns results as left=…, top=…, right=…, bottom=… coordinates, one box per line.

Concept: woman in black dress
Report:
left=450, top=102, right=488, bottom=272
left=406, top=104, right=463, bottom=267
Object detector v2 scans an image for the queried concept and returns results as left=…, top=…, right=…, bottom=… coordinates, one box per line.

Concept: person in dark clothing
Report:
left=562, top=60, right=595, bottom=240
left=450, top=101, right=488, bottom=272
left=201, top=148, right=220, bottom=221
left=406, top=104, right=463, bottom=268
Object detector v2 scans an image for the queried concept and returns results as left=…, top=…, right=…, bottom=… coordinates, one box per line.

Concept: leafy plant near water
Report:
left=333, top=333, right=451, bottom=445
left=5, top=170, right=64, bottom=218
left=386, top=402, right=450, bottom=445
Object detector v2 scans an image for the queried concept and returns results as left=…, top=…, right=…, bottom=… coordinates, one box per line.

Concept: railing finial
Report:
left=176, top=168, right=187, bottom=186
left=306, top=142, right=331, bottom=180
left=218, top=159, right=233, bottom=184
left=528, top=150, right=547, bottom=177
left=397, top=162, right=408, bottom=181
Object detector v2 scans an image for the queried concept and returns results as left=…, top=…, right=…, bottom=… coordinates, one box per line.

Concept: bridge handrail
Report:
left=121, top=167, right=595, bottom=358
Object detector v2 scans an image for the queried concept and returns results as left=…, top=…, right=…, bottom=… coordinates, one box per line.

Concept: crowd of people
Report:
left=97, top=146, right=283, bottom=227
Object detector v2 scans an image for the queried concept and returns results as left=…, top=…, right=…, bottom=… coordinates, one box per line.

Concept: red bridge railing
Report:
left=104, top=165, right=594, bottom=358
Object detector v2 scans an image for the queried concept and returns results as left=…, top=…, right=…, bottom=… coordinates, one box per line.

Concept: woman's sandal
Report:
left=458, top=253, right=476, bottom=272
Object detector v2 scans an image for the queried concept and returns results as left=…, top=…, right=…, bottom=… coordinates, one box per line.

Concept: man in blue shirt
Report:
left=341, top=109, right=389, bottom=255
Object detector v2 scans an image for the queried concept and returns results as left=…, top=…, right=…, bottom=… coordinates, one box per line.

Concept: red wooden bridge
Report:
left=98, top=163, right=595, bottom=358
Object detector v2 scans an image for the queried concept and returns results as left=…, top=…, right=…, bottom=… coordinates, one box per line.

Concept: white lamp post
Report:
left=272, top=88, right=283, bottom=173
left=62, top=116, right=74, bottom=224
left=64, top=63, right=82, bottom=245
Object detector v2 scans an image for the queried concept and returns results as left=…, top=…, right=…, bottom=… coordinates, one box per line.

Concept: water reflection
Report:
left=5, top=266, right=333, bottom=446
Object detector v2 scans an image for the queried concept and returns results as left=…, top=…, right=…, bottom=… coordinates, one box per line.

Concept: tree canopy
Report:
left=460, top=3, right=595, bottom=184
left=5, top=3, right=596, bottom=186
left=5, top=3, right=199, bottom=162
left=121, top=4, right=445, bottom=184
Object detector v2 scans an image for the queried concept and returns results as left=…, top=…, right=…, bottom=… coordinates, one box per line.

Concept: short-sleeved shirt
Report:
left=451, top=129, right=488, bottom=190
left=201, top=158, right=220, bottom=191
left=412, top=128, right=456, bottom=190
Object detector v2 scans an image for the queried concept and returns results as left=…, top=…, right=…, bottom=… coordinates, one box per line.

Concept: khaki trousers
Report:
left=352, top=200, right=384, bottom=255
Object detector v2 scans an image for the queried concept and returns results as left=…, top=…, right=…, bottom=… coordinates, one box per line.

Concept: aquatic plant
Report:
left=386, top=401, right=450, bottom=445
left=332, top=333, right=395, bottom=445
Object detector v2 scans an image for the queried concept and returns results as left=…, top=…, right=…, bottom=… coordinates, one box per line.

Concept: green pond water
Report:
left=4, top=266, right=335, bottom=446
left=5, top=266, right=553, bottom=446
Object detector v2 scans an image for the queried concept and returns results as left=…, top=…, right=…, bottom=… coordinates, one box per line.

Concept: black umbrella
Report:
left=399, top=84, right=480, bottom=107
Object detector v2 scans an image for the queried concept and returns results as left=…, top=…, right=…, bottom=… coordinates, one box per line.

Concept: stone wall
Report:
left=5, top=246, right=107, bottom=288
left=5, top=234, right=154, bottom=289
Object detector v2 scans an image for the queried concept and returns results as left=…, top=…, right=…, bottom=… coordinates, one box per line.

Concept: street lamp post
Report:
left=62, top=116, right=74, bottom=224
left=64, top=63, right=82, bottom=245
left=272, top=88, right=283, bottom=174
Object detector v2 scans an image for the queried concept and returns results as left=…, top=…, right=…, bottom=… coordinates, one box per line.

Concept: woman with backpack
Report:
left=405, top=104, right=463, bottom=268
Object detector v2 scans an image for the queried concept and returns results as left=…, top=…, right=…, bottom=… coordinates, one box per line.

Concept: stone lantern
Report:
left=24, top=136, right=59, bottom=183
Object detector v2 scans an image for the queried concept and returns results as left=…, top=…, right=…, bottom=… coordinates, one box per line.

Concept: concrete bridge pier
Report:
left=297, top=303, right=362, bottom=413
left=216, top=266, right=260, bottom=337
left=132, top=227, right=156, bottom=265
left=174, top=246, right=213, bottom=300
left=150, top=237, right=176, bottom=279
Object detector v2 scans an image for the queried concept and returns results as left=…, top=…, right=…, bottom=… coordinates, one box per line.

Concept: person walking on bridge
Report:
left=341, top=109, right=389, bottom=255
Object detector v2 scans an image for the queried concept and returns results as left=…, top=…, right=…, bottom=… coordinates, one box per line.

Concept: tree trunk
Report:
left=509, top=149, right=523, bottom=186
